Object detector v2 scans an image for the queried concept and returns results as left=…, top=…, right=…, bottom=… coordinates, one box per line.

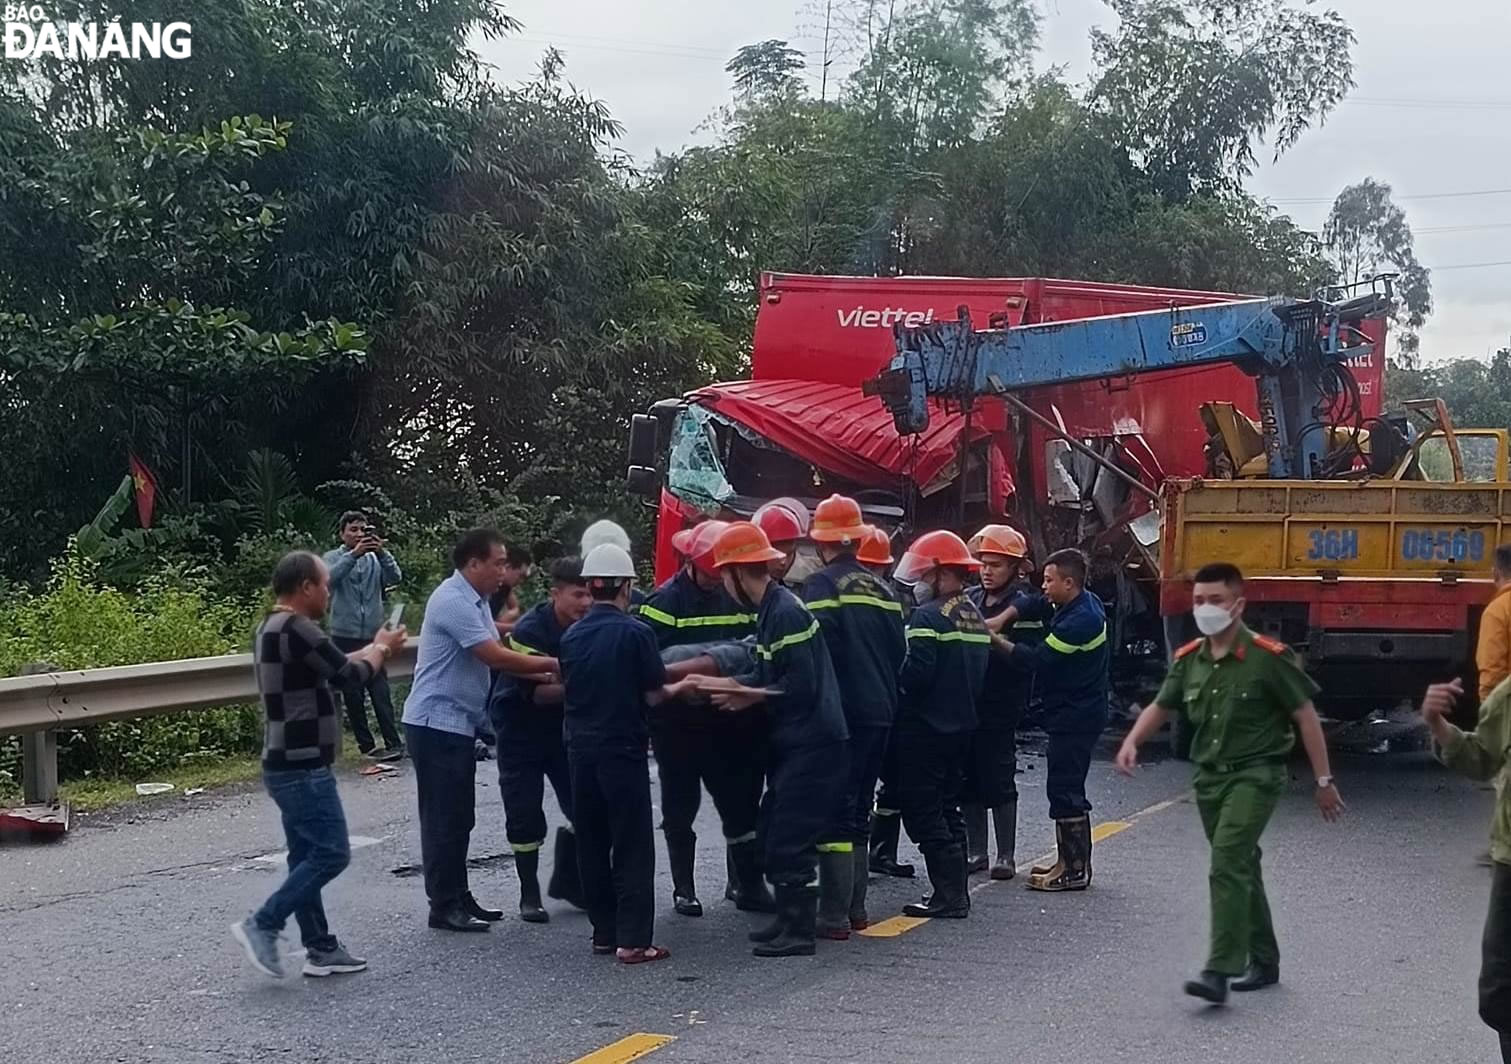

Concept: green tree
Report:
left=1324, top=178, right=1432, bottom=362
left=727, top=40, right=807, bottom=101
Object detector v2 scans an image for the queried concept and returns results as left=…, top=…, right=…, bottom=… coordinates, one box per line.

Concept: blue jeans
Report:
left=253, top=766, right=350, bottom=952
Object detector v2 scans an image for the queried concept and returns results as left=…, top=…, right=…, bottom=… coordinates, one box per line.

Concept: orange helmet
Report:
left=711, top=521, right=786, bottom=568
left=855, top=525, right=894, bottom=566
left=810, top=494, right=867, bottom=543
left=894, top=529, right=980, bottom=583
left=752, top=501, right=806, bottom=545
left=687, top=520, right=730, bottom=577
left=969, top=524, right=1028, bottom=560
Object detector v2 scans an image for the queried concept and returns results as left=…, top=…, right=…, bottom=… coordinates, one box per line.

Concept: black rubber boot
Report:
left=665, top=831, right=703, bottom=917
left=729, top=839, right=777, bottom=913
left=546, top=827, right=586, bottom=910
left=748, top=897, right=786, bottom=944
left=902, top=845, right=970, bottom=918
left=962, top=803, right=989, bottom=874
left=516, top=849, right=548, bottom=923
left=724, top=847, right=739, bottom=903
left=990, top=799, right=1018, bottom=881
left=753, top=884, right=818, bottom=957
left=1183, top=970, right=1230, bottom=1004
left=848, top=846, right=871, bottom=930
left=815, top=849, right=855, bottom=940
left=868, top=812, right=914, bottom=878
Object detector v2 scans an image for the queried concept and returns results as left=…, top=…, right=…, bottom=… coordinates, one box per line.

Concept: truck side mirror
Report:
left=626, top=466, right=659, bottom=498
left=627, top=413, right=659, bottom=470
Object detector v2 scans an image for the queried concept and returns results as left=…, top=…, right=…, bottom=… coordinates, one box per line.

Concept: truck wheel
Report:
left=1172, top=714, right=1195, bottom=761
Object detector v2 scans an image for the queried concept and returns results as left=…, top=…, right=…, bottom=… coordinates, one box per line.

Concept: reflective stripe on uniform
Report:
left=756, top=620, right=820, bottom=659
left=509, top=638, right=542, bottom=655
left=808, top=594, right=904, bottom=614
left=639, top=604, right=756, bottom=629
left=511, top=840, right=543, bottom=854
left=817, top=841, right=855, bottom=853
left=726, top=830, right=759, bottom=845
left=906, top=627, right=992, bottom=644
left=1045, top=626, right=1108, bottom=654
left=1011, top=620, right=1044, bottom=629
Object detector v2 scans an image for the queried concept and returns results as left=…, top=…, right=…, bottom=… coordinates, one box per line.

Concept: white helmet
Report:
left=580, top=519, right=631, bottom=555
left=581, top=543, right=636, bottom=579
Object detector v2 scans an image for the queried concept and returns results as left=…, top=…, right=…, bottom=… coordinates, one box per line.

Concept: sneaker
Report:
left=373, top=746, right=404, bottom=763
left=302, top=943, right=369, bottom=977
left=230, top=917, right=285, bottom=979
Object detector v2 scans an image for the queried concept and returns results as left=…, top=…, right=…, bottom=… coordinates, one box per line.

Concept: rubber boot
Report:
left=868, top=812, right=914, bottom=878
left=665, top=831, right=703, bottom=916
left=1029, top=816, right=1091, bottom=892
left=729, top=839, right=777, bottom=913
left=815, top=849, right=855, bottom=940
left=546, top=827, right=586, bottom=909
left=753, top=884, right=818, bottom=957
left=724, top=847, right=739, bottom=903
left=1029, top=818, right=1064, bottom=878
left=903, top=845, right=970, bottom=918
left=848, top=845, right=871, bottom=930
left=963, top=803, right=989, bottom=874
left=990, top=799, right=1017, bottom=881
left=748, top=887, right=786, bottom=944
left=516, top=849, right=548, bottom=923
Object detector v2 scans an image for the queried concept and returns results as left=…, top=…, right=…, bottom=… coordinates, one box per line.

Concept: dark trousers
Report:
left=253, top=766, right=349, bottom=952
left=406, top=723, right=477, bottom=911
left=1482, top=861, right=1511, bottom=1051
left=963, top=719, right=1018, bottom=807
left=834, top=725, right=890, bottom=844
left=492, top=715, right=573, bottom=850
left=764, top=740, right=848, bottom=886
left=874, top=730, right=905, bottom=817
left=652, top=714, right=767, bottom=846
left=898, top=721, right=969, bottom=855
left=572, top=752, right=656, bottom=949
left=1046, top=731, right=1098, bottom=819
left=332, top=635, right=400, bottom=752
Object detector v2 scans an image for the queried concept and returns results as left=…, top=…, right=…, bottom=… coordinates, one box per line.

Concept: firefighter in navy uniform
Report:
left=963, top=524, right=1039, bottom=880
left=753, top=498, right=810, bottom=587
left=580, top=519, right=647, bottom=610
left=860, top=526, right=916, bottom=879
left=670, top=521, right=850, bottom=958
left=801, top=497, right=908, bottom=938
left=637, top=520, right=766, bottom=918
left=993, top=547, right=1109, bottom=892
left=892, top=530, right=990, bottom=918
left=486, top=557, right=592, bottom=923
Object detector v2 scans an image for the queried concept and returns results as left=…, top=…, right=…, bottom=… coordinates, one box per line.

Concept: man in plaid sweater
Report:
left=231, top=551, right=405, bottom=979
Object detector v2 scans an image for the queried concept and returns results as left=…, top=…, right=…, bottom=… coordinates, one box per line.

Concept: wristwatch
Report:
left=1316, top=775, right=1334, bottom=788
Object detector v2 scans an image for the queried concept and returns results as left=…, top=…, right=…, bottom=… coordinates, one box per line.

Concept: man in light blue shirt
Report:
left=324, top=512, right=404, bottom=759
left=402, top=528, right=559, bottom=933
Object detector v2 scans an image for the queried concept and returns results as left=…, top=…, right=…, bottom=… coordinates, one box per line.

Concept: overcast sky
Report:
left=476, top=0, right=1511, bottom=364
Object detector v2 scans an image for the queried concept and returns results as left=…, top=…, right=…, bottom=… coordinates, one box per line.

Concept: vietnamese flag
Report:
left=128, top=453, right=159, bottom=528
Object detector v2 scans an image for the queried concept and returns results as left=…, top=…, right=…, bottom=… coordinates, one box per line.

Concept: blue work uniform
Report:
left=733, top=582, right=849, bottom=887
left=896, top=593, right=990, bottom=857
left=802, top=554, right=907, bottom=848
left=486, top=602, right=572, bottom=853
left=637, top=569, right=764, bottom=904
left=1010, top=588, right=1109, bottom=819
left=963, top=581, right=1044, bottom=807
left=559, top=603, right=667, bottom=951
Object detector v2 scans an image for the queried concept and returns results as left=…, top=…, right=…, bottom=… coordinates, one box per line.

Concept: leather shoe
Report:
left=1230, top=962, right=1279, bottom=992
left=428, top=907, right=490, bottom=933
left=462, top=893, right=504, bottom=922
left=1182, top=970, right=1229, bottom=1004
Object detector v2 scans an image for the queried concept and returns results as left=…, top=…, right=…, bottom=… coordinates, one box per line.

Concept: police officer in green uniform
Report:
left=1117, top=562, right=1345, bottom=1005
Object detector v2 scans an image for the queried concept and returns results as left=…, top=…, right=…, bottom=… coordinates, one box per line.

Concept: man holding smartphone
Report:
left=324, top=511, right=405, bottom=761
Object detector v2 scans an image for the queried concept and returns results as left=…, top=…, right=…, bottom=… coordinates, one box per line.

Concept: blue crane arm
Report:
left=863, top=287, right=1390, bottom=479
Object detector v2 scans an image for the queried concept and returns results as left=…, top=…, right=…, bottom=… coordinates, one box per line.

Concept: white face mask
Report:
left=1192, top=603, right=1236, bottom=637
left=910, top=578, right=937, bottom=606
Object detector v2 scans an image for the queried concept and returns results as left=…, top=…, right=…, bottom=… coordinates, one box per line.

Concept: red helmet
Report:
left=894, top=529, right=980, bottom=583
left=855, top=525, right=894, bottom=566
left=810, top=494, right=867, bottom=543
left=711, top=521, right=786, bottom=568
left=752, top=501, right=806, bottom=545
left=969, top=524, right=1028, bottom=560
left=670, top=527, right=698, bottom=558
left=687, top=520, right=730, bottom=577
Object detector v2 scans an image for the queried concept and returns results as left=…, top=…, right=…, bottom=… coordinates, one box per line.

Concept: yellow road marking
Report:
left=570, top=1033, right=676, bottom=1064
left=857, top=914, right=931, bottom=937
left=874, top=791, right=1192, bottom=933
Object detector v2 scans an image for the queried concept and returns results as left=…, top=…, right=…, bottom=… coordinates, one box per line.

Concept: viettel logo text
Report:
left=4, top=6, right=191, bottom=59
left=836, top=307, right=937, bottom=328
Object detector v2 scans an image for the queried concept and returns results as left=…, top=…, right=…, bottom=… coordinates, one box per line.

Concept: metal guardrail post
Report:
left=17, top=664, right=59, bottom=805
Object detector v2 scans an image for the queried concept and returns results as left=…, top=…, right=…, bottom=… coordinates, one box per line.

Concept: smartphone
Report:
left=385, top=603, right=405, bottom=630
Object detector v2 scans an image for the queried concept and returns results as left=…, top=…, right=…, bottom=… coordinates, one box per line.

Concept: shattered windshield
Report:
left=666, top=405, right=735, bottom=509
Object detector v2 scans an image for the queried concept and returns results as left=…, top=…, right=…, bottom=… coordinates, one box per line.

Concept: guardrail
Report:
left=0, top=645, right=418, bottom=806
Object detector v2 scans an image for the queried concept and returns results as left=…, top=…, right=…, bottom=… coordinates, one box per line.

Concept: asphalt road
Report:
left=0, top=737, right=1502, bottom=1064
